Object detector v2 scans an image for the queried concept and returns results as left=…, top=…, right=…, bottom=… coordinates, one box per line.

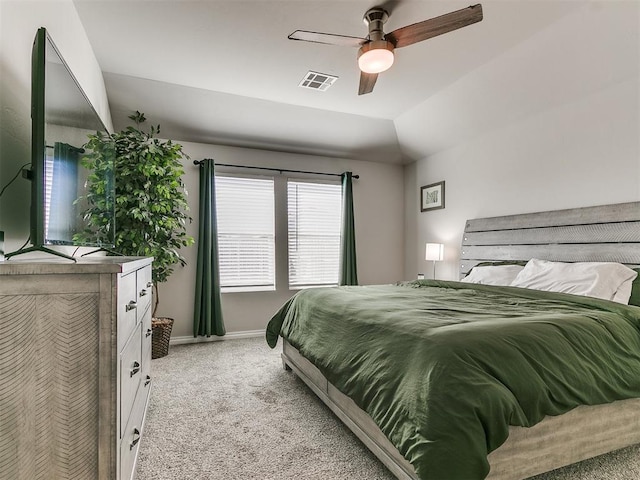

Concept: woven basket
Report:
left=151, top=317, right=174, bottom=359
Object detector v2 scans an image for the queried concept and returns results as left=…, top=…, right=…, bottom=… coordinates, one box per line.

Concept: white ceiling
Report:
left=73, top=0, right=581, bottom=163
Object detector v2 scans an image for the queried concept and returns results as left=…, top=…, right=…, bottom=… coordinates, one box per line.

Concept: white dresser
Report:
left=0, top=256, right=153, bottom=480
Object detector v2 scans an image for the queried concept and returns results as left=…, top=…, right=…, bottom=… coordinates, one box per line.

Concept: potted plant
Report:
left=81, top=111, right=194, bottom=358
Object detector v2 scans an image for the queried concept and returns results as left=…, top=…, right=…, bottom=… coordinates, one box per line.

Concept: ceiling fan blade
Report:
left=288, top=30, right=367, bottom=47
left=386, top=4, right=483, bottom=49
left=358, top=72, right=378, bottom=95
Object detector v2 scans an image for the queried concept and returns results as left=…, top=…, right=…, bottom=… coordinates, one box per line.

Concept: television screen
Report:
left=27, top=28, right=115, bottom=256
left=40, top=28, right=115, bottom=248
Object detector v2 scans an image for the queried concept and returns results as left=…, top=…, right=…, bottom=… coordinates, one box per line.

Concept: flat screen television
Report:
left=6, top=27, right=115, bottom=261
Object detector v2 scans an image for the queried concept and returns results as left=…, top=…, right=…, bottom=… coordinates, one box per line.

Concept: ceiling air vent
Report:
left=298, top=71, right=338, bottom=91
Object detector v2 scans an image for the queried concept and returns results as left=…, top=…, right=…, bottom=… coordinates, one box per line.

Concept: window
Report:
left=44, top=154, right=53, bottom=239
left=216, top=176, right=275, bottom=291
left=287, top=180, right=342, bottom=288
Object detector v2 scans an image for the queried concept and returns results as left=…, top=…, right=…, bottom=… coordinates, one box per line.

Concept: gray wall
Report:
left=0, top=1, right=405, bottom=340
left=4, top=0, right=636, bottom=339
left=157, top=142, right=405, bottom=338
left=402, top=1, right=640, bottom=281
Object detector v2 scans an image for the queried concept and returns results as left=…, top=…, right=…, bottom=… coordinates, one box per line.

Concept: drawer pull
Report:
left=126, top=301, right=137, bottom=311
left=146, top=328, right=152, bottom=338
left=130, top=428, right=141, bottom=450
left=146, top=281, right=153, bottom=288
left=144, top=375, right=152, bottom=387
left=130, top=361, right=141, bottom=377
left=139, top=288, right=148, bottom=297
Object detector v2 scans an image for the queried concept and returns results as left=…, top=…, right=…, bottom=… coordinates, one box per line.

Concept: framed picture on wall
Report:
left=420, top=181, right=445, bottom=212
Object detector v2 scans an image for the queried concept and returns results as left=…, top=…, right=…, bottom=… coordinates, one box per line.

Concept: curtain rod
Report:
left=193, top=159, right=359, bottom=179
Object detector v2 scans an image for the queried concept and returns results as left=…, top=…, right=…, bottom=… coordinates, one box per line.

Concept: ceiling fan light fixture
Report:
left=357, top=40, right=394, bottom=74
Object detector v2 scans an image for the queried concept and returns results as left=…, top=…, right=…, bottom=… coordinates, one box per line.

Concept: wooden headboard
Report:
left=460, top=201, right=640, bottom=277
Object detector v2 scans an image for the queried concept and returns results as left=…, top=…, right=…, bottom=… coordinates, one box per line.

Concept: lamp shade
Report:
left=425, top=243, right=444, bottom=262
left=357, top=41, right=395, bottom=74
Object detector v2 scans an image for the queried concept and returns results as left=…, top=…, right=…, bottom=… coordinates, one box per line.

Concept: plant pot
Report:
left=151, top=317, right=174, bottom=359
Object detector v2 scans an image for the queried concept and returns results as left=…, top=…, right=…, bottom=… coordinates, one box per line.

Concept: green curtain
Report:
left=339, top=171, right=358, bottom=286
left=194, top=159, right=225, bottom=337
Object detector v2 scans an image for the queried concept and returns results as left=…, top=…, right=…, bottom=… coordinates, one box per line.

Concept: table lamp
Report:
left=425, top=243, right=444, bottom=279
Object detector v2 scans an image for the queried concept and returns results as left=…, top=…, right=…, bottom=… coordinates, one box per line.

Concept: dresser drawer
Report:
left=142, top=307, right=152, bottom=366
left=120, top=323, right=142, bottom=436
left=120, top=423, right=141, bottom=480
left=120, top=374, right=151, bottom=480
left=136, top=265, right=153, bottom=319
left=118, top=272, right=139, bottom=352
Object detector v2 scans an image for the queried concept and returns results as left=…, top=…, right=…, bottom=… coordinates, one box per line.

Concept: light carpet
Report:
left=136, top=337, right=640, bottom=480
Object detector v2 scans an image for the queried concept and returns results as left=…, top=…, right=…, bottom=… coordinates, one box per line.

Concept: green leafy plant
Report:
left=80, top=111, right=194, bottom=316
left=74, top=134, right=116, bottom=246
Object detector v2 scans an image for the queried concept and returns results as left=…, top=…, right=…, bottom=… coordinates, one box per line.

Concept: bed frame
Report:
left=459, top=201, right=640, bottom=275
left=281, top=201, right=640, bottom=480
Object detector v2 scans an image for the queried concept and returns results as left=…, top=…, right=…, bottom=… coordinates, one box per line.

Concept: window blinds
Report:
left=287, top=180, right=342, bottom=288
left=216, top=176, right=275, bottom=289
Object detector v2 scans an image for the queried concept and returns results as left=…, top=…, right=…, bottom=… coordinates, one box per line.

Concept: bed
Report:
left=266, top=201, right=640, bottom=480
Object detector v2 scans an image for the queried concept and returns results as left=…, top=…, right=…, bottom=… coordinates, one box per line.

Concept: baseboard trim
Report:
left=170, top=329, right=265, bottom=345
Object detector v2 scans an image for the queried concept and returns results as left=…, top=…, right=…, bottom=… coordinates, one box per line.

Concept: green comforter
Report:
left=266, top=280, right=640, bottom=480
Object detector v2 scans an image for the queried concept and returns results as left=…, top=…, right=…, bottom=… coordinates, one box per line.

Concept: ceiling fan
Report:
left=288, top=4, right=483, bottom=95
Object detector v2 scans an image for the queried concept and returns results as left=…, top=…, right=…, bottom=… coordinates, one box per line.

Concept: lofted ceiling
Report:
left=73, top=0, right=581, bottom=164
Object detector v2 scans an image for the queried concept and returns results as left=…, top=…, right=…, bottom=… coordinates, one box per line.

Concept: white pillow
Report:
left=461, top=265, right=525, bottom=286
left=612, top=278, right=635, bottom=305
left=510, top=259, right=638, bottom=301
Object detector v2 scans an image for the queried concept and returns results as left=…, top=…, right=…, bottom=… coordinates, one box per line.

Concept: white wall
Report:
left=156, top=142, right=405, bottom=338
left=0, top=0, right=112, bottom=252
left=401, top=0, right=640, bottom=281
